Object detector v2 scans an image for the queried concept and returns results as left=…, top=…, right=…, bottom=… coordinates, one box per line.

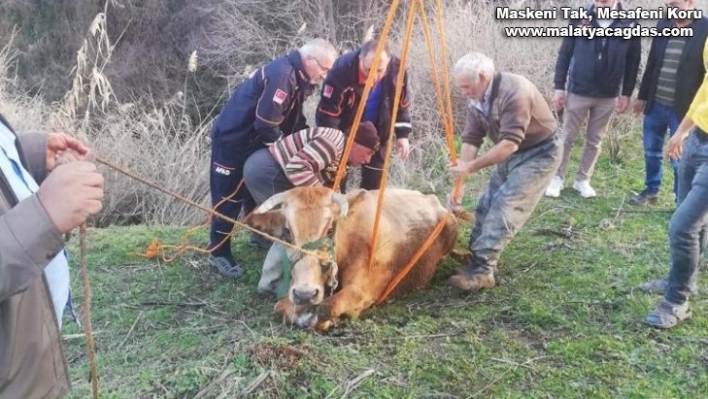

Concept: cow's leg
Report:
left=314, top=271, right=389, bottom=331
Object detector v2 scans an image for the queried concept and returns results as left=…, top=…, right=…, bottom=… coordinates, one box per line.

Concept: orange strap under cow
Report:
left=376, top=214, right=450, bottom=305
left=366, top=0, right=418, bottom=273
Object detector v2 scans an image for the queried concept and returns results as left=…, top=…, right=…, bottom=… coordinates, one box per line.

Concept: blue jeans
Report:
left=665, top=128, right=708, bottom=305
left=642, top=102, right=680, bottom=197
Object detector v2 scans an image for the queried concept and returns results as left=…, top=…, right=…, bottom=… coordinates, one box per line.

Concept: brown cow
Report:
left=244, top=186, right=459, bottom=332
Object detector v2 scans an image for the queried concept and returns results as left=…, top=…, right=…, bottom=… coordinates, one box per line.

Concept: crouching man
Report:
left=447, top=52, right=563, bottom=293
left=243, top=122, right=380, bottom=294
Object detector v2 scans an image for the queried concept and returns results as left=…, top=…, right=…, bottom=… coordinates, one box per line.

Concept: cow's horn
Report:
left=256, top=191, right=289, bottom=214
left=331, top=193, right=349, bottom=218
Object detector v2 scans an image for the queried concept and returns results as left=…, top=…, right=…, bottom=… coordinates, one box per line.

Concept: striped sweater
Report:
left=269, top=127, right=346, bottom=186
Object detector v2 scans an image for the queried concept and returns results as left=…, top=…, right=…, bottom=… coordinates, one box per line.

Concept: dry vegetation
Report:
left=0, top=0, right=660, bottom=226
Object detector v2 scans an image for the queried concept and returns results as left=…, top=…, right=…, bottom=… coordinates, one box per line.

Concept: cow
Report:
left=243, top=185, right=459, bottom=332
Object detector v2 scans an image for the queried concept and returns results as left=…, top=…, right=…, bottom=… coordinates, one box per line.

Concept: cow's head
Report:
left=244, top=186, right=351, bottom=307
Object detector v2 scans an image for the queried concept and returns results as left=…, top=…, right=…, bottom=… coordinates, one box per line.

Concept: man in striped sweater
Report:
left=243, top=121, right=379, bottom=207
left=243, top=122, right=379, bottom=295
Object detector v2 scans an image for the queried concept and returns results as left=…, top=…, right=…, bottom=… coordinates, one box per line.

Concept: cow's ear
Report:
left=243, top=211, right=286, bottom=237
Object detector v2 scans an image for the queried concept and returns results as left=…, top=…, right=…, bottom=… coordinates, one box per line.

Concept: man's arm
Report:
left=553, top=34, right=576, bottom=92
left=393, top=63, right=413, bottom=140
left=637, top=20, right=663, bottom=102
left=316, top=79, right=347, bottom=129
left=254, top=73, right=296, bottom=145
left=0, top=195, right=65, bottom=301
left=622, top=33, right=642, bottom=97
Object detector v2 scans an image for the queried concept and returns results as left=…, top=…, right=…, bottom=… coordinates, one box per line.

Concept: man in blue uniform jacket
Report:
left=316, top=39, right=412, bottom=192
left=208, top=38, right=337, bottom=278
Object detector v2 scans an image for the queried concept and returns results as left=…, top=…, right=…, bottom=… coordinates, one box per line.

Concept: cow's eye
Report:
left=280, top=227, right=292, bottom=242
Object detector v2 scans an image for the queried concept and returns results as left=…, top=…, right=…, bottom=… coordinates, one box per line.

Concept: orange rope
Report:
left=417, top=0, right=455, bottom=160
left=79, top=223, right=100, bottom=399
left=431, top=0, right=463, bottom=203
left=417, top=0, right=462, bottom=203
left=376, top=214, right=449, bottom=305
left=129, top=177, right=252, bottom=263
left=433, top=0, right=456, bottom=143
left=331, top=0, right=402, bottom=192
left=96, top=157, right=328, bottom=262
left=366, top=0, right=417, bottom=273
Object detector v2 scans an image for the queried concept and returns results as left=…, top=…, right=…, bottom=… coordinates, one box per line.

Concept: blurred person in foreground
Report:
left=630, top=0, right=708, bottom=205
left=0, top=112, right=104, bottom=398
left=446, top=52, right=562, bottom=293
left=315, top=38, right=412, bottom=192
left=243, top=122, right=380, bottom=295
left=643, top=39, right=708, bottom=329
left=207, top=38, right=337, bottom=279
left=545, top=0, right=641, bottom=199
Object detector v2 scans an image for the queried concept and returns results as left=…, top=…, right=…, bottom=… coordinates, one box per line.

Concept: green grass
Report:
left=62, top=131, right=708, bottom=398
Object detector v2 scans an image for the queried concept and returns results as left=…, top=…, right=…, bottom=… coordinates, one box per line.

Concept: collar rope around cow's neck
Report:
left=277, top=233, right=338, bottom=300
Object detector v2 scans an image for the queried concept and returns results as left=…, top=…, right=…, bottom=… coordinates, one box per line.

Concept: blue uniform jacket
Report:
left=554, top=3, right=641, bottom=98
left=211, top=50, right=315, bottom=154
left=316, top=48, right=412, bottom=143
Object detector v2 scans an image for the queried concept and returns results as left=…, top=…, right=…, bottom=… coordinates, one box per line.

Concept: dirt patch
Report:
left=248, top=343, right=309, bottom=369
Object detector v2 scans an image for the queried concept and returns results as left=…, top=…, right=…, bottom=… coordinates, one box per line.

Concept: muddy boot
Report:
left=448, top=266, right=496, bottom=293
left=644, top=299, right=692, bottom=329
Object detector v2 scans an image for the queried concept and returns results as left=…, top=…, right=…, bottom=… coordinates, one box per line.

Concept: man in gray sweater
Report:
left=447, top=52, right=562, bottom=293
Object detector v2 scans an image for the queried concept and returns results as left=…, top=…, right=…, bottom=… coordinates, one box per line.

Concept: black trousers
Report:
left=208, top=139, right=257, bottom=258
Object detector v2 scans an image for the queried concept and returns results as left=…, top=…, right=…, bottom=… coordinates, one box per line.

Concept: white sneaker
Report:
left=573, top=179, right=596, bottom=198
left=545, top=176, right=563, bottom=197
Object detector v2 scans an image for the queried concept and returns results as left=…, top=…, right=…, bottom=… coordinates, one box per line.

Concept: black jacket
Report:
left=210, top=51, right=315, bottom=154
left=554, top=3, right=641, bottom=98
left=316, top=48, right=412, bottom=142
left=637, top=17, right=708, bottom=118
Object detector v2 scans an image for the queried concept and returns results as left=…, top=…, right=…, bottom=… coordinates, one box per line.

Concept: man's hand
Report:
left=449, top=160, right=474, bottom=181
left=553, top=90, right=567, bottom=111
left=395, top=138, right=410, bottom=161
left=616, top=96, right=630, bottom=114
left=36, top=161, right=104, bottom=233
left=47, top=133, right=92, bottom=171
left=632, top=99, right=645, bottom=115
left=665, top=131, right=689, bottom=161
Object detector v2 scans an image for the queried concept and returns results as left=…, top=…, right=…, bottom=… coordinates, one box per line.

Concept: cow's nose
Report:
left=293, top=288, right=319, bottom=303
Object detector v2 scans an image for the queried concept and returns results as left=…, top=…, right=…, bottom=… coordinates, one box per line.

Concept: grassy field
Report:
left=61, top=123, right=708, bottom=399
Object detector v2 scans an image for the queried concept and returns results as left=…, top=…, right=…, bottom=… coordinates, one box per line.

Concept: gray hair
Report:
left=299, top=38, right=337, bottom=61
left=453, top=52, right=495, bottom=83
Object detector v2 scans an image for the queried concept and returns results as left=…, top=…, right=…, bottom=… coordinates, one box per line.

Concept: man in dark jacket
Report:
left=0, top=112, right=104, bottom=399
left=316, top=39, right=412, bottom=192
left=545, top=0, right=641, bottom=199
left=630, top=0, right=708, bottom=205
left=207, top=38, right=337, bottom=278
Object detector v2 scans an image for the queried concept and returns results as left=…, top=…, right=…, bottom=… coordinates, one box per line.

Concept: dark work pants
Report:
left=468, top=134, right=563, bottom=274
left=243, top=148, right=295, bottom=205
left=208, top=138, right=257, bottom=258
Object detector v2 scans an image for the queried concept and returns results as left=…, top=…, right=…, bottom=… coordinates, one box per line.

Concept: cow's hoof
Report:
left=314, top=319, right=335, bottom=333
left=448, top=271, right=496, bottom=293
